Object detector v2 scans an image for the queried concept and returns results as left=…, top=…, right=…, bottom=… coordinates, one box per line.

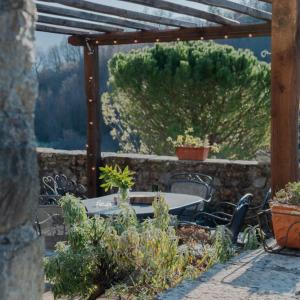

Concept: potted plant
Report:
left=99, top=165, right=135, bottom=203
left=271, top=182, right=300, bottom=249
left=167, top=128, right=219, bottom=161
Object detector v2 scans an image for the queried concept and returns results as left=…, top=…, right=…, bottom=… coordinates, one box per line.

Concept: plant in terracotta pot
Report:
left=271, top=182, right=300, bottom=249
left=167, top=128, right=219, bottom=161
left=99, top=165, right=135, bottom=203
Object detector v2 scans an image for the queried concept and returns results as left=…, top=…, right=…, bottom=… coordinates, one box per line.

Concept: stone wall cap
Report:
left=36, top=148, right=265, bottom=166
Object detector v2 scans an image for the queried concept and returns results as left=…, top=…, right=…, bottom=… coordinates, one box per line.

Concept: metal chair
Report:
left=257, top=189, right=300, bottom=257
left=180, top=193, right=253, bottom=243
left=36, top=174, right=86, bottom=249
left=168, top=173, right=214, bottom=220
left=169, top=173, right=214, bottom=201
left=39, top=174, right=87, bottom=205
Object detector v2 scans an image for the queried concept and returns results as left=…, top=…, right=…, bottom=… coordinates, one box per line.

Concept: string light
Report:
left=177, top=37, right=180, bottom=41
left=89, top=99, right=93, bottom=103
left=89, top=76, right=93, bottom=80
left=156, top=38, right=160, bottom=42
left=224, top=35, right=228, bottom=39
left=200, top=37, right=204, bottom=40
left=86, top=144, right=88, bottom=148
left=113, top=40, right=117, bottom=44
left=248, top=33, right=253, bottom=38
left=95, top=41, right=99, bottom=44
left=134, top=39, right=138, bottom=43
left=89, top=122, right=93, bottom=125
left=91, top=167, right=96, bottom=171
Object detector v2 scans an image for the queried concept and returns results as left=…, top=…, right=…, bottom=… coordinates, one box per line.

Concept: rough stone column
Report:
left=0, top=1, right=43, bottom=300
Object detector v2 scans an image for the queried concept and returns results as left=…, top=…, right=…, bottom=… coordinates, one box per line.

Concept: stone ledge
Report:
left=36, top=148, right=268, bottom=166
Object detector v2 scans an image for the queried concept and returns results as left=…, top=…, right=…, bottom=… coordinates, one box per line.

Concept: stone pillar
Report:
left=0, top=1, right=43, bottom=300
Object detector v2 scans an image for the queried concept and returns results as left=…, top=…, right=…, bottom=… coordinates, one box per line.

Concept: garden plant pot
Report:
left=175, top=146, right=210, bottom=161
left=271, top=203, right=300, bottom=249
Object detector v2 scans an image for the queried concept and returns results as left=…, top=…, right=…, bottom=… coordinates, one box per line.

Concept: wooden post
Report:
left=271, top=0, right=300, bottom=193
left=84, top=43, right=103, bottom=197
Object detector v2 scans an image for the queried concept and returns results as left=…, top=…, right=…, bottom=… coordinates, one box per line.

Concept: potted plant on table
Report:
left=99, top=165, right=135, bottom=203
left=167, top=128, right=219, bottom=161
left=271, top=182, right=300, bottom=249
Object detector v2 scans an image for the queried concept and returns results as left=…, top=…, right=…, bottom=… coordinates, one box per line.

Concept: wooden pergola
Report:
left=36, top=0, right=299, bottom=198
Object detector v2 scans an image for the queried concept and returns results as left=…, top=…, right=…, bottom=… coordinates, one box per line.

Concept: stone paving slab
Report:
left=158, top=249, right=300, bottom=300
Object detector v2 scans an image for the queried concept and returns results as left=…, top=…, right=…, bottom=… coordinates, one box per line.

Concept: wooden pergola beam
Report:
left=189, top=0, right=271, bottom=21
left=38, top=15, right=123, bottom=33
left=69, top=23, right=271, bottom=46
left=271, top=0, right=299, bottom=192
left=122, top=0, right=239, bottom=26
left=38, top=0, right=197, bottom=28
left=36, top=3, right=158, bottom=31
left=36, top=24, right=95, bottom=35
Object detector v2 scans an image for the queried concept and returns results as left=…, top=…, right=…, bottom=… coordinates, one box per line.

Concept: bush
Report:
left=45, top=195, right=239, bottom=299
left=45, top=195, right=202, bottom=299
left=102, top=41, right=270, bottom=159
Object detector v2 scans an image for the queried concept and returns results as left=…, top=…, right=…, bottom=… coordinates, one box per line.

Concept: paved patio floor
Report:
left=159, top=248, right=300, bottom=300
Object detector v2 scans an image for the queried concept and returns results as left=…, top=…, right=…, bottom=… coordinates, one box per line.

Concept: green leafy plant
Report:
left=99, top=165, right=135, bottom=201
left=167, top=128, right=220, bottom=153
left=242, top=225, right=261, bottom=250
left=273, top=182, right=300, bottom=206
left=210, top=226, right=235, bottom=263
left=44, top=194, right=204, bottom=300
left=102, top=41, right=270, bottom=159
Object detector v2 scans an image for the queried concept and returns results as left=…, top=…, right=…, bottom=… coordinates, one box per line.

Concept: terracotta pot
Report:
left=175, top=146, right=210, bottom=161
left=271, top=203, right=300, bottom=249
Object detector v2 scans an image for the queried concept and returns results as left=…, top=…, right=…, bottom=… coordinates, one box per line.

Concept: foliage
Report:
left=44, top=195, right=204, bottom=299
left=242, top=225, right=261, bottom=250
left=167, top=128, right=220, bottom=153
left=102, top=41, right=271, bottom=159
left=99, top=165, right=135, bottom=192
left=273, top=182, right=300, bottom=206
left=210, top=226, right=235, bottom=263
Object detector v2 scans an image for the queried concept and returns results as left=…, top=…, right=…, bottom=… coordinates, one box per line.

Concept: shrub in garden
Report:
left=44, top=194, right=201, bottom=299
left=45, top=194, right=239, bottom=299
left=102, top=41, right=270, bottom=159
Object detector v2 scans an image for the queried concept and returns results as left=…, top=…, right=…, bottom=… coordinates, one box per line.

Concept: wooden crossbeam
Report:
left=38, top=15, right=123, bottom=33
left=36, top=23, right=97, bottom=35
left=69, top=23, right=271, bottom=46
left=189, top=0, right=271, bottom=21
left=122, top=0, right=239, bottom=26
left=36, top=3, right=158, bottom=31
left=38, top=0, right=197, bottom=28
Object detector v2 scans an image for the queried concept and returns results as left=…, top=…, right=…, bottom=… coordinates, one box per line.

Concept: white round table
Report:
left=82, top=191, right=205, bottom=218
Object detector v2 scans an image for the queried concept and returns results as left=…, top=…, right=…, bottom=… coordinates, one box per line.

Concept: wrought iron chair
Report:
left=180, top=193, right=253, bottom=243
left=257, top=190, right=300, bottom=257
left=168, top=173, right=214, bottom=220
left=36, top=174, right=87, bottom=249
left=39, top=174, right=87, bottom=205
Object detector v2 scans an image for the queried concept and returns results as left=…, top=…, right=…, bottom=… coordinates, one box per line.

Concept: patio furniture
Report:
left=168, top=173, right=214, bottom=220
left=257, top=190, right=300, bottom=257
left=168, top=173, right=214, bottom=201
left=180, top=193, right=253, bottom=243
left=35, top=174, right=87, bottom=249
left=82, top=191, right=205, bottom=219
left=39, top=174, right=87, bottom=205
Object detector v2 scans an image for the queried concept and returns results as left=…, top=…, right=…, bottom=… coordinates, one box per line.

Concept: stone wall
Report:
left=37, top=148, right=270, bottom=206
